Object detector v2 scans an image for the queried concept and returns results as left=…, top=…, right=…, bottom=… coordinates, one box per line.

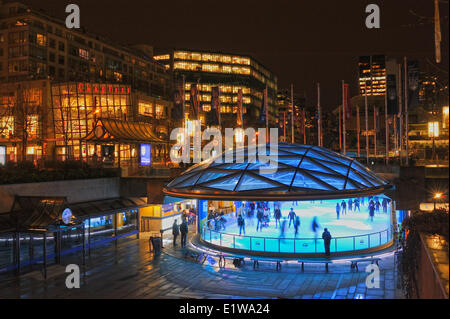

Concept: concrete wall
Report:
left=0, top=177, right=120, bottom=213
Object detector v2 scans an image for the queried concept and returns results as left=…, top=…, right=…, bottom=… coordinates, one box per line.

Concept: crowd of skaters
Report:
left=335, top=196, right=391, bottom=222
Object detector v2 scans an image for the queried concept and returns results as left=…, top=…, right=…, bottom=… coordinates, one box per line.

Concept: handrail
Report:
left=201, top=223, right=393, bottom=253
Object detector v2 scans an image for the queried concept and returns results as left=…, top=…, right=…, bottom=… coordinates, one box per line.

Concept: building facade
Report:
left=154, top=48, right=278, bottom=128
left=0, top=1, right=173, bottom=168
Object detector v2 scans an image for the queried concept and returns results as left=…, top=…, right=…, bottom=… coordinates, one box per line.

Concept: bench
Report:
left=298, top=259, right=333, bottom=272
left=251, top=258, right=283, bottom=271
left=349, top=257, right=381, bottom=271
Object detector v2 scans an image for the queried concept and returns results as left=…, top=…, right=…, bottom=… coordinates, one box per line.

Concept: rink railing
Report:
left=201, top=225, right=393, bottom=254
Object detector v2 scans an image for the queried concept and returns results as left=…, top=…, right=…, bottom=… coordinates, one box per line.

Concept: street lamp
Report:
left=433, top=192, right=443, bottom=211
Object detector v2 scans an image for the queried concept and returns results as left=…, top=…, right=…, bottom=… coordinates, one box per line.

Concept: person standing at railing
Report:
left=274, top=206, right=282, bottom=228
left=336, top=202, right=341, bottom=220
left=237, top=214, right=245, bottom=235
left=322, top=228, right=332, bottom=257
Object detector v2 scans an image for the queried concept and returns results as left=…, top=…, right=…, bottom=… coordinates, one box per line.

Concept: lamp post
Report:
left=433, top=192, right=443, bottom=211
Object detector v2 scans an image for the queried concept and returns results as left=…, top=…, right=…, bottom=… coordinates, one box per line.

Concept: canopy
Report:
left=83, top=118, right=167, bottom=144
left=163, top=143, right=392, bottom=200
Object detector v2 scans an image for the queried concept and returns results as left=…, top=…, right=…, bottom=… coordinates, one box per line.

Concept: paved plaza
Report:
left=0, top=233, right=404, bottom=299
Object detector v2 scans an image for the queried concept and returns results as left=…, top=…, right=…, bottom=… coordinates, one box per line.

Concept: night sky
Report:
left=19, top=0, right=449, bottom=109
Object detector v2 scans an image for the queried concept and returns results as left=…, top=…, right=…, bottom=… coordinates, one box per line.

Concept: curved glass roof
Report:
left=164, top=143, right=391, bottom=200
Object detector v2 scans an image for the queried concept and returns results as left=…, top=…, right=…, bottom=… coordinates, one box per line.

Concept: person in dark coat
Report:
left=293, top=216, right=301, bottom=237
left=172, top=220, right=180, bottom=247
left=288, top=208, right=296, bottom=228
left=274, top=206, right=282, bottom=228
left=369, top=201, right=375, bottom=222
left=237, top=214, right=245, bottom=235
left=354, top=198, right=360, bottom=212
left=180, top=220, right=188, bottom=248
left=348, top=198, right=353, bottom=212
left=341, top=200, right=347, bottom=215
left=336, top=202, right=341, bottom=220
left=322, top=228, right=332, bottom=257
left=256, top=208, right=264, bottom=232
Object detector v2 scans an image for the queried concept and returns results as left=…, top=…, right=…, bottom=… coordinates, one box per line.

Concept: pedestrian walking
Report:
left=172, top=220, right=180, bottom=247
left=322, top=228, right=332, bottom=257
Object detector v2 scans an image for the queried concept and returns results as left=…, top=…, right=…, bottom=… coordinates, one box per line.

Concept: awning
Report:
left=68, top=197, right=148, bottom=219
left=0, top=196, right=148, bottom=234
left=0, top=196, right=78, bottom=234
left=82, top=118, right=168, bottom=144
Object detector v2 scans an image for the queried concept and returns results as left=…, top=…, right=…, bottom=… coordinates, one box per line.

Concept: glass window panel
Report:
left=306, top=171, right=346, bottom=189
left=204, top=174, right=240, bottom=191
left=197, top=171, right=230, bottom=184
left=292, top=172, right=331, bottom=190
left=236, top=174, right=277, bottom=191
left=257, top=170, right=295, bottom=186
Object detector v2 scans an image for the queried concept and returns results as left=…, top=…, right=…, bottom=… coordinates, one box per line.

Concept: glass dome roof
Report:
left=163, top=143, right=391, bottom=200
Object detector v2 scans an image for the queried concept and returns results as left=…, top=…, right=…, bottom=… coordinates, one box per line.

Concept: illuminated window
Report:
left=0, top=116, right=14, bottom=138
left=27, top=115, right=39, bottom=138
left=428, top=122, right=439, bottom=138
left=36, top=33, right=46, bottom=46
left=139, top=101, right=153, bottom=116
left=78, top=48, right=89, bottom=60
left=154, top=54, right=170, bottom=60
left=155, top=104, right=165, bottom=119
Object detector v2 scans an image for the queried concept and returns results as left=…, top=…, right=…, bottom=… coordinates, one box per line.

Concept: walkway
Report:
left=0, top=235, right=404, bottom=299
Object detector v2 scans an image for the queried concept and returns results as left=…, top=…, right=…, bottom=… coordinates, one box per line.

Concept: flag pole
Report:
left=302, top=108, right=306, bottom=144
left=365, top=82, right=369, bottom=165
left=357, top=104, right=360, bottom=157
left=266, top=86, right=269, bottom=142
left=317, top=82, right=321, bottom=146
left=373, top=105, right=377, bottom=157
left=342, top=80, right=346, bottom=155
left=291, top=84, right=294, bottom=144
left=339, top=105, right=342, bottom=152
left=385, top=85, right=389, bottom=165
left=398, top=64, right=403, bottom=165
left=404, top=56, right=409, bottom=166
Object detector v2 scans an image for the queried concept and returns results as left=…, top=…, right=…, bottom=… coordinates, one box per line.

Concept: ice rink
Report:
left=202, top=197, right=393, bottom=253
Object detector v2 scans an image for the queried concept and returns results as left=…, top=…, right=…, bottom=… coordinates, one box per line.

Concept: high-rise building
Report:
left=154, top=48, right=278, bottom=127
left=358, top=55, right=387, bottom=96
